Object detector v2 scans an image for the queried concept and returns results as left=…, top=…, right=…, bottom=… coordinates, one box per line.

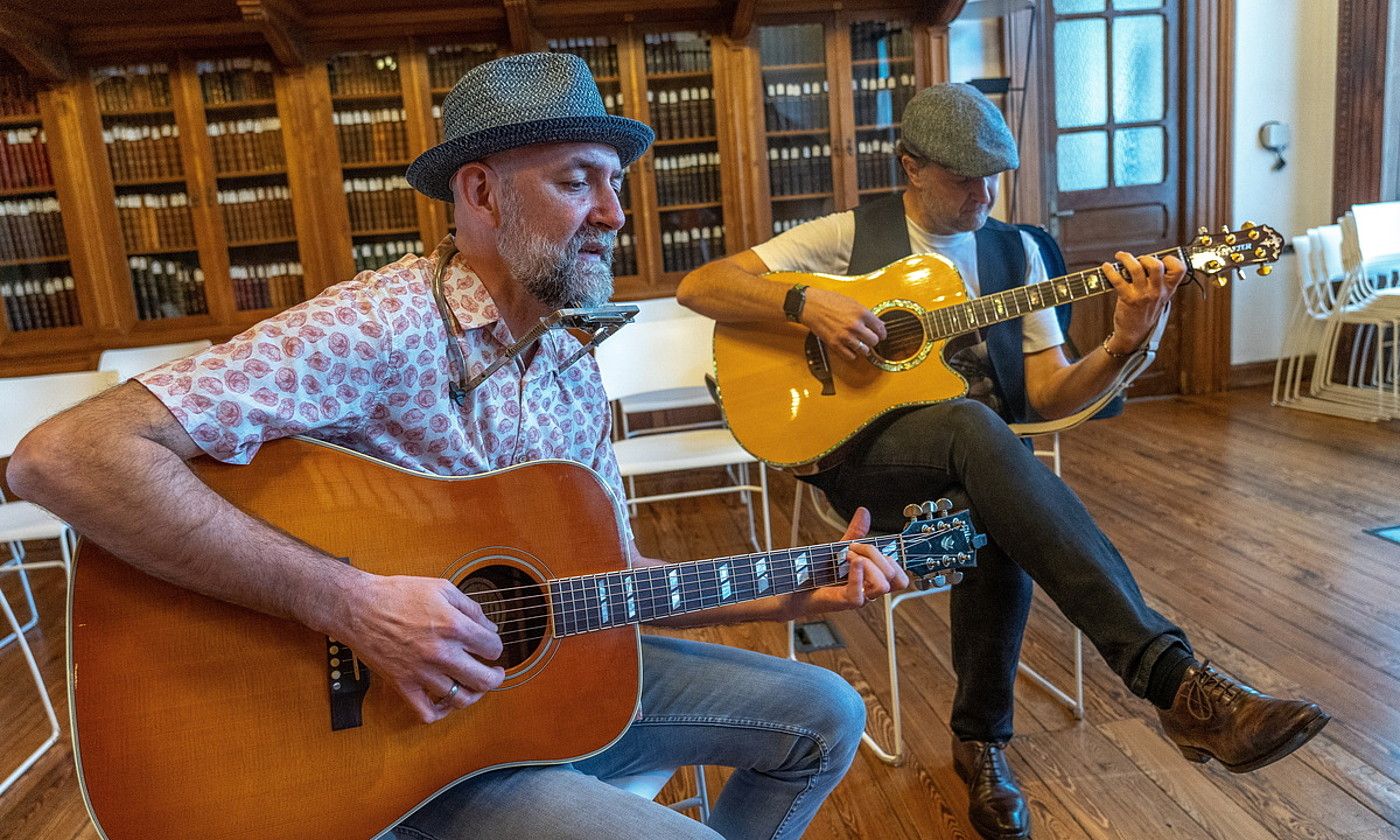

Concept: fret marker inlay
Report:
left=794, top=552, right=810, bottom=585
left=624, top=576, right=636, bottom=619
left=755, top=558, right=770, bottom=593
left=668, top=569, right=681, bottom=609
left=596, top=579, right=609, bottom=624
left=719, top=563, right=732, bottom=600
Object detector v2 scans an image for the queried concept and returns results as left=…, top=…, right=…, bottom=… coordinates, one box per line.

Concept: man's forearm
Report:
left=676, top=254, right=787, bottom=323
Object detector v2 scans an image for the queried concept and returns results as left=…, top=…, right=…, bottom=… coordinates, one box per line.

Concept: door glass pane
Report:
left=1054, top=0, right=1107, bottom=12
left=1057, top=131, right=1108, bottom=191
left=1114, top=126, right=1164, bottom=185
left=850, top=19, right=916, bottom=199
left=1114, top=0, right=1163, bottom=9
left=758, top=23, right=836, bottom=232
left=1112, top=15, right=1165, bottom=122
left=1054, top=19, right=1107, bottom=128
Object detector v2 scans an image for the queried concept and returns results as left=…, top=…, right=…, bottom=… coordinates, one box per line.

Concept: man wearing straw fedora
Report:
left=11, top=53, right=905, bottom=839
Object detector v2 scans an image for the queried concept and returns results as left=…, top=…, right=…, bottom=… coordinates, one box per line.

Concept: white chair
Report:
left=786, top=320, right=1166, bottom=765
left=98, top=338, right=212, bottom=382
left=596, top=315, right=771, bottom=553
left=602, top=766, right=711, bottom=822
left=0, top=368, right=119, bottom=794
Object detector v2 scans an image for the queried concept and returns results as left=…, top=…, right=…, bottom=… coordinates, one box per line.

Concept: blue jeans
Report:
left=392, top=635, right=866, bottom=840
left=808, top=399, right=1190, bottom=743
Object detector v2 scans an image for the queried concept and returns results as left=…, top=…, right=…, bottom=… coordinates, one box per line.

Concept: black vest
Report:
left=849, top=193, right=1041, bottom=423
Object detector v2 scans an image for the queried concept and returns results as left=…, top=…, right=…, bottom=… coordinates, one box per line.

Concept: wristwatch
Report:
left=783, top=283, right=809, bottom=323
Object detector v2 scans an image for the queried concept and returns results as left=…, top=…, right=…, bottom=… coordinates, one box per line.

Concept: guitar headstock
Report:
left=1183, top=222, right=1284, bottom=286
left=897, top=499, right=985, bottom=589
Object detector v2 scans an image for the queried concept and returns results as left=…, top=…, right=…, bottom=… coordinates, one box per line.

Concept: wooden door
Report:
left=1041, top=0, right=1184, bottom=395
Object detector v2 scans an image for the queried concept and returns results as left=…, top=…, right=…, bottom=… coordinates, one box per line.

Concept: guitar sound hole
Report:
left=459, top=566, right=549, bottom=671
left=874, top=309, right=925, bottom=363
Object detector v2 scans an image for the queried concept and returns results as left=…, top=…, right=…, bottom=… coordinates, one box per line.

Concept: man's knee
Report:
left=940, top=399, right=1009, bottom=440
left=792, top=662, right=866, bottom=767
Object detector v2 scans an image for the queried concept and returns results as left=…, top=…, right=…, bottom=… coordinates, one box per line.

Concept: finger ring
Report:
left=855, top=341, right=866, bottom=353
left=437, top=680, right=461, bottom=706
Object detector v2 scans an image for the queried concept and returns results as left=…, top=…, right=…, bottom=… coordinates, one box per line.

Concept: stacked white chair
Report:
left=0, top=369, right=119, bottom=794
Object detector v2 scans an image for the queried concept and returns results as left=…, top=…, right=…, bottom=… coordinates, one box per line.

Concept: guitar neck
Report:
left=925, top=246, right=1187, bottom=339
left=550, top=536, right=903, bottom=635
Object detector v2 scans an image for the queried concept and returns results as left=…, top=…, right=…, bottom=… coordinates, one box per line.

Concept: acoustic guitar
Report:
left=712, top=223, right=1285, bottom=466
left=68, top=436, right=983, bottom=840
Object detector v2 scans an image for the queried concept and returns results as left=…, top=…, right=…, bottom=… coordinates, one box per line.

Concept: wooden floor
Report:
left=1, top=387, right=1398, bottom=839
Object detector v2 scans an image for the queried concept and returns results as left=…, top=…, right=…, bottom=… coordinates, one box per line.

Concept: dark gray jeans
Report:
left=807, top=399, right=1189, bottom=743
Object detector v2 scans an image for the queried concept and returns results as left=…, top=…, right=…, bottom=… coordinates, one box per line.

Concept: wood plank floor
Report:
left=1, top=386, right=1397, bottom=839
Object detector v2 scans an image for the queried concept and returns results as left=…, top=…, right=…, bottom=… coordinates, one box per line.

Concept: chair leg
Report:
left=0, top=545, right=41, bottom=650
left=692, top=765, right=711, bottom=823
left=0, top=585, right=62, bottom=796
left=758, top=463, right=772, bottom=553
left=859, top=592, right=907, bottom=765
left=789, top=482, right=805, bottom=548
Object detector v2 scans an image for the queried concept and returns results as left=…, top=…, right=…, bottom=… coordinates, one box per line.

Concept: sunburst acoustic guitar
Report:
left=712, top=223, right=1284, bottom=466
left=68, top=436, right=984, bottom=840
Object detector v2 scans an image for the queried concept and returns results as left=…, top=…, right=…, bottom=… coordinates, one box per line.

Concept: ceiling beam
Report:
left=237, top=0, right=309, bottom=67
left=503, top=0, right=545, bottom=53
left=0, top=5, right=72, bottom=81
left=729, top=0, right=757, bottom=41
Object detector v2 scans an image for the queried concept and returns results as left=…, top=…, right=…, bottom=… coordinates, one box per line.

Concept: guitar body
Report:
left=714, top=253, right=971, bottom=466
left=68, top=438, right=639, bottom=840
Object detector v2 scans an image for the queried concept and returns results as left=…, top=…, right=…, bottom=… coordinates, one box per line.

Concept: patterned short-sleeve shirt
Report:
left=136, top=238, right=630, bottom=539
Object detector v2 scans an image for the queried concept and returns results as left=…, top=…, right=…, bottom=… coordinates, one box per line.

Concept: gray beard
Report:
left=498, top=191, right=616, bottom=309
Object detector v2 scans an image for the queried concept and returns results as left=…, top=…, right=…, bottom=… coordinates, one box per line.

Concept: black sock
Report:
left=1146, top=645, right=1198, bottom=709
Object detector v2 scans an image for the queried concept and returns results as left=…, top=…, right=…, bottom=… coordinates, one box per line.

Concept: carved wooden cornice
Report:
left=0, top=3, right=72, bottom=81
left=237, top=0, right=309, bottom=67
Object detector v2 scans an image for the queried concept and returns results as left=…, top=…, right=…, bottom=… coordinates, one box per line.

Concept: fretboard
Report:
left=922, top=248, right=1184, bottom=340
left=549, top=536, right=905, bottom=636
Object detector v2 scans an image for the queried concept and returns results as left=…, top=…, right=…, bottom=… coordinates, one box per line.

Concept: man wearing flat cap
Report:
left=10, top=53, right=905, bottom=839
left=680, top=82, right=1329, bottom=839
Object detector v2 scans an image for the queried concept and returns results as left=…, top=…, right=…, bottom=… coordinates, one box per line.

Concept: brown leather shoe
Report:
left=952, top=737, right=1030, bottom=839
left=1159, top=661, right=1330, bottom=773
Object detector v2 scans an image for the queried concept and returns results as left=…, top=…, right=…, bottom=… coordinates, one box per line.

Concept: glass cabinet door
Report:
left=757, top=23, right=836, bottom=237
left=199, top=56, right=304, bottom=312
left=641, top=30, right=725, bottom=276
left=1, top=60, right=79, bottom=332
left=93, top=62, right=208, bottom=322
left=327, top=51, right=421, bottom=273
left=847, top=19, right=917, bottom=202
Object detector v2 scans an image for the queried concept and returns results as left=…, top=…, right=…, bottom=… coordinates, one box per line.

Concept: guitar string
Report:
left=477, top=530, right=961, bottom=644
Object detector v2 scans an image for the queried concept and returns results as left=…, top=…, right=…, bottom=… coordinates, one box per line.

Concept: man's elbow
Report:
left=6, top=421, right=67, bottom=507
left=675, top=267, right=706, bottom=312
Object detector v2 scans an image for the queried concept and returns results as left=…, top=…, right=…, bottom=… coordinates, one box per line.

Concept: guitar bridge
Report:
left=804, top=332, right=836, bottom=396
left=326, top=636, right=371, bottom=731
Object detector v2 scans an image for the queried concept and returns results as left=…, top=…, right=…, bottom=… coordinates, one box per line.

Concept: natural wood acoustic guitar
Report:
left=711, top=223, right=1284, bottom=466
left=67, top=436, right=982, bottom=840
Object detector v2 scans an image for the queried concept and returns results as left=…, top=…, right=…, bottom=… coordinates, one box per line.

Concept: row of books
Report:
left=328, top=53, right=401, bottom=97
left=352, top=238, right=422, bottom=273
left=344, top=177, right=416, bottom=232
left=647, top=87, right=715, bottom=140
left=759, top=26, right=825, bottom=67
left=0, top=74, right=40, bottom=118
left=94, top=64, right=174, bottom=112
left=642, top=33, right=711, bottom=75
left=129, top=256, right=207, bottom=320
left=856, top=139, right=905, bottom=190
left=602, top=91, right=625, bottom=117
left=104, top=122, right=183, bottom=182
left=764, top=81, right=831, bottom=133
left=2, top=275, right=79, bottom=331
left=334, top=109, right=409, bottom=164
left=219, top=186, right=296, bottom=244
left=1, top=128, right=52, bottom=191
left=208, top=117, right=285, bottom=173
left=197, top=58, right=276, bottom=105
left=427, top=44, right=498, bottom=90
left=767, top=144, right=835, bottom=196
left=853, top=73, right=917, bottom=127
left=772, top=215, right=820, bottom=235
left=549, top=39, right=619, bottom=77
left=661, top=225, right=725, bottom=273
left=117, top=193, right=196, bottom=253
left=611, top=232, right=637, bottom=276
left=850, top=22, right=914, bottom=61
left=654, top=152, right=721, bottom=207
left=231, top=261, right=305, bottom=311
left=0, top=197, right=67, bottom=260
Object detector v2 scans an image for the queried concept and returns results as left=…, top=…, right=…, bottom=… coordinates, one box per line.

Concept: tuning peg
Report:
left=1258, top=265, right=1273, bottom=276
left=934, top=498, right=953, bottom=515
left=947, top=570, right=964, bottom=586
left=903, top=503, right=924, bottom=520
left=1197, top=234, right=1212, bottom=246
left=1221, top=225, right=1232, bottom=233
left=1224, top=233, right=1238, bottom=245
left=1206, top=259, right=1223, bottom=273
left=1197, top=225, right=1209, bottom=236
left=1254, top=246, right=1267, bottom=258
left=1215, top=275, right=1229, bottom=287
left=1248, top=228, right=1261, bottom=241
left=1241, top=220, right=1256, bottom=229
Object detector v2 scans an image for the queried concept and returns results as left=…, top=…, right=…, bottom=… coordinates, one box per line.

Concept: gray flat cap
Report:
left=900, top=83, right=1018, bottom=178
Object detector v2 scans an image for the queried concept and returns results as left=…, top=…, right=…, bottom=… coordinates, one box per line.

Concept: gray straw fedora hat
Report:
left=406, top=52, right=655, bottom=202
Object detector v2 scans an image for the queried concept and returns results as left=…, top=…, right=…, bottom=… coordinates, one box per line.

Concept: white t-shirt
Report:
left=752, top=210, right=1065, bottom=417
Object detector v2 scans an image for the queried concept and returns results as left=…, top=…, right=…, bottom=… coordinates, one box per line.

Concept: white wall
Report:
left=1230, top=0, right=1339, bottom=364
